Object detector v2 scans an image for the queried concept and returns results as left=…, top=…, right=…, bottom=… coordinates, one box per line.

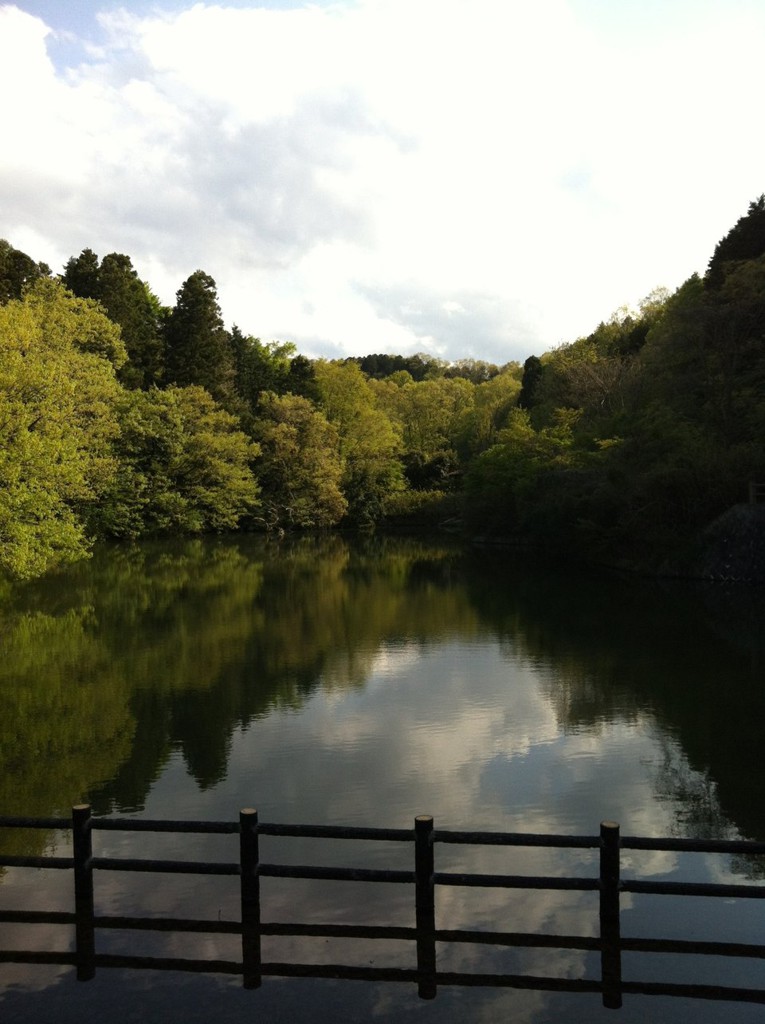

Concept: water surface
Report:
left=1, top=535, right=763, bottom=1022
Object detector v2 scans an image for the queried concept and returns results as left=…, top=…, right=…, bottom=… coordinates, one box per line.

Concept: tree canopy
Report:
left=0, top=281, right=123, bottom=578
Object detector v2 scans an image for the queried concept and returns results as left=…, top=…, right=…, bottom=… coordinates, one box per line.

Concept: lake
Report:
left=1, top=534, right=764, bottom=1022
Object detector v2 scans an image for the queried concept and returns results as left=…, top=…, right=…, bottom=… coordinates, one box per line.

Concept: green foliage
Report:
left=350, top=352, right=443, bottom=381
left=251, top=392, right=347, bottom=530
left=230, top=328, right=310, bottom=413
left=164, top=270, right=236, bottom=404
left=4, top=193, right=765, bottom=578
left=371, top=374, right=474, bottom=490
left=97, top=253, right=165, bottom=388
left=0, top=239, right=50, bottom=304
left=26, top=276, right=128, bottom=369
left=518, top=354, right=543, bottom=409
left=706, top=194, right=765, bottom=290
left=97, top=385, right=260, bottom=537
left=314, top=360, right=403, bottom=526
left=464, top=407, right=611, bottom=543
left=62, top=247, right=100, bottom=299
left=0, top=281, right=123, bottom=579
left=443, top=358, right=502, bottom=383
left=382, top=488, right=462, bottom=527
left=453, top=367, right=521, bottom=458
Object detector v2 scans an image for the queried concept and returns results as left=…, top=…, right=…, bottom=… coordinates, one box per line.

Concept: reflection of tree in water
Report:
left=0, top=607, right=135, bottom=857
left=3, top=535, right=764, bottom=870
left=0, top=535, right=473, bottom=836
left=653, top=733, right=734, bottom=840
left=463, top=551, right=765, bottom=845
left=0, top=538, right=265, bottom=841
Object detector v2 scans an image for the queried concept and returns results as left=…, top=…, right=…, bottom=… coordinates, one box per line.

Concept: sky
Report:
left=1, top=0, right=764, bottom=364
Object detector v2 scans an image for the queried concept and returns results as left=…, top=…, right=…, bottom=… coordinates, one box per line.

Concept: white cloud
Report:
left=2, top=0, right=765, bottom=362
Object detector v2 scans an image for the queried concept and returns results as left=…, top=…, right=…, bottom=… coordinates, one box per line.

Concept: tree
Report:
left=374, top=375, right=473, bottom=489
left=0, top=281, right=123, bottom=579
left=0, top=239, right=49, bottom=304
left=314, top=360, right=403, bottom=525
left=351, top=352, right=441, bottom=381
left=62, top=247, right=100, bottom=299
left=97, top=254, right=165, bottom=388
left=251, top=393, right=346, bottom=530
left=453, top=368, right=521, bottom=458
left=163, top=271, right=236, bottom=404
left=63, top=249, right=165, bottom=388
left=231, top=328, right=297, bottom=413
left=97, top=386, right=260, bottom=538
left=24, top=277, right=128, bottom=369
left=517, top=354, right=543, bottom=410
left=444, top=358, right=501, bottom=383
left=706, top=194, right=765, bottom=291
left=286, top=353, right=319, bottom=402
left=464, top=407, right=588, bottom=537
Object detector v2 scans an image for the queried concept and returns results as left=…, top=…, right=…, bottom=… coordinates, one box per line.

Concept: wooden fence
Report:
left=2, top=806, right=765, bottom=1011
left=750, top=481, right=765, bottom=504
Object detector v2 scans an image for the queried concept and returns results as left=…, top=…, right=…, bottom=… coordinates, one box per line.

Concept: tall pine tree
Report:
left=163, top=270, right=236, bottom=405
left=63, top=249, right=164, bottom=388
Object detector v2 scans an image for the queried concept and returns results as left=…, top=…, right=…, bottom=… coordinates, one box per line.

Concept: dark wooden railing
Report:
left=750, top=480, right=765, bottom=504
left=2, top=806, right=765, bottom=1011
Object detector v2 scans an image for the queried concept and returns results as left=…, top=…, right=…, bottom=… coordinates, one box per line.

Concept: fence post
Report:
left=599, top=820, right=622, bottom=1009
left=72, top=804, right=95, bottom=981
left=240, top=808, right=261, bottom=989
left=415, top=815, right=436, bottom=999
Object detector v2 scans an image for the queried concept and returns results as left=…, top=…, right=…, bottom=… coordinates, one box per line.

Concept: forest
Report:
left=1, top=196, right=764, bottom=581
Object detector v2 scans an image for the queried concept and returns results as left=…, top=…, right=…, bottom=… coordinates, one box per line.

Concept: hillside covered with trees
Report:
left=1, top=196, right=764, bottom=581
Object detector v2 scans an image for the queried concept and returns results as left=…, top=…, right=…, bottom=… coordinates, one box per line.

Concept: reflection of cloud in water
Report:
left=367, top=640, right=425, bottom=681
left=4, top=567, right=761, bottom=1022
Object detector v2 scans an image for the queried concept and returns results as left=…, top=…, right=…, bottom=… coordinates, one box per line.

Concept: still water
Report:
left=1, top=534, right=764, bottom=1022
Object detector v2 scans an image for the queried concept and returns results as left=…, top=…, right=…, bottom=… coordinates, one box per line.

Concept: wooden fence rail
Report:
left=2, top=806, right=765, bottom=1010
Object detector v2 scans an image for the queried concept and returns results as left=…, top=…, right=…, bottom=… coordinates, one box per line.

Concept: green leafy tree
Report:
left=444, top=358, right=501, bottom=383
left=0, top=281, right=124, bottom=579
left=464, top=407, right=588, bottom=537
left=454, top=367, right=521, bottom=458
left=231, top=328, right=302, bottom=414
left=352, top=352, right=442, bottom=381
left=314, top=360, right=403, bottom=525
left=251, top=392, right=347, bottom=530
left=374, top=375, right=473, bottom=489
left=98, top=386, right=260, bottom=537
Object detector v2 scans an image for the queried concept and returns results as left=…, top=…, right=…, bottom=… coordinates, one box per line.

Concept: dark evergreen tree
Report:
left=706, top=194, right=765, bottom=290
left=0, top=239, right=49, bottom=304
left=97, top=253, right=164, bottom=388
left=62, top=248, right=100, bottom=299
left=517, top=354, right=543, bottom=409
left=62, top=249, right=164, bottom=388
left=286, top=353, right=319, bottom=402
left=351, top=352, right=440, bottom=381
left=163, top=270, right=236, bottom=404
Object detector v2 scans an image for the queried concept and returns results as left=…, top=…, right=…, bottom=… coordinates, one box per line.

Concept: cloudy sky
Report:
left=1, top=0, right=764, bottom=364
